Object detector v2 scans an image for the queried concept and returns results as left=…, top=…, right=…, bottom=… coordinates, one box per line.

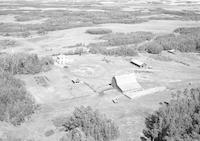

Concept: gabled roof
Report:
left=112, top=73, right=142, bottom=92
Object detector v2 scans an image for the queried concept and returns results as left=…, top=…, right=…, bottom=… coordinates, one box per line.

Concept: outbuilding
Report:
left=168, top=49, right=176, bottom=54
left=72, top=78, right=80, bottom=84
left=130, top=59, right=146, bottom=68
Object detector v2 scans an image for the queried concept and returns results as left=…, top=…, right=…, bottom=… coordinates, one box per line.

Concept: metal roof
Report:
left=112, top=73, right=142, bottom=92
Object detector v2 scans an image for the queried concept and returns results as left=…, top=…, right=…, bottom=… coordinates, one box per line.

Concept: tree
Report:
left=142, top=88, right=200, bottom=141
left=0, top=71, right=36, bottom=125
left=62, top=106, right=120, bottom=141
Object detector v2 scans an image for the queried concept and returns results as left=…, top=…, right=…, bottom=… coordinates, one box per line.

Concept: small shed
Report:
left=111, top=73, right=142, bottom=93
left=130, top=59, right=146, bottom=68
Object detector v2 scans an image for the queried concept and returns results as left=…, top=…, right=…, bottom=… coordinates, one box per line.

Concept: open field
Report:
left=0, top=0, right=200, bottom=141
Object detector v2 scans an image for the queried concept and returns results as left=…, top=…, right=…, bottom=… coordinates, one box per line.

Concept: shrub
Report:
left=86, top=28, right=112, bottom=35
left=143, top=42, right=163, bottom=54
left=0, top=71, right=36, bottom=125
left=0, top=53, right=53, bottom=75
left=63, top=106, right=120, bottom=141
left=40, top=56, right=54, bottom=71
left=143, top=88, right=200, bottom=141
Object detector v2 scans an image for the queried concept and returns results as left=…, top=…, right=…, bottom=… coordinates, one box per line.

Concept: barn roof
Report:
left=112, top=73, right=142, bottom=93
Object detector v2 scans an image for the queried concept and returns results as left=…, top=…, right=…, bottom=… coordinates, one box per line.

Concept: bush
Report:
left=143, top=42, right=163, bottom=54
left=143, top=88, right=200, bottom=141
left=86, top=28, right=112, bottom=35
left=0, top=53, right=53, bottom=75
left=89, top=46, right=138, bottom=56
left=0, top=71, right=36, bottom=125
left=63, top=106, right=120, bottom=141
left=40, top=56, right=54, bottom=71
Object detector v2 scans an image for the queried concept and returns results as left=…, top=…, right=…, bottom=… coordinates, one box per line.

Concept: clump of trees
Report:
left=174, top=27, right=200, bottom=51
left=89, top=46, right=138, bottom=56
left=138, top=27, right=200, bottom=54
left=0, top=53, right=53, bottom=75
left=154, top=34, right=197, bottom=52
left=143, top=88, right=200, bottom=141
left=61, top=106, right=120, bottom=141
left=100, top=32, right=154, bottom=46
left=0, top=71, right=36, bottom=125
left=144, top=42, right=163, bottom=54
left=0, top=53, right=53, bottom=125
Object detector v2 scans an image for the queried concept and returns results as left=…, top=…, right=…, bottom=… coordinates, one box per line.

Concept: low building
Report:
left=72, top=78, right=80, bottom=84
left=130, top=59, right=146, bottom=68
left=111, top=73, right=142, bottom=93
left=168, top=49, right=176, bottom=54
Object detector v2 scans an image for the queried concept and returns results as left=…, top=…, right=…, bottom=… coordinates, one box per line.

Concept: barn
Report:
left=111, top=73, right=142, bottom=93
